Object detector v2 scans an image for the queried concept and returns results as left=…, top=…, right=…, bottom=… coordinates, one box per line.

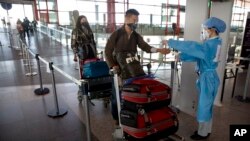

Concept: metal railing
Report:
left=37, top=23, right=177, bottom=65
left=38, top=24, right=71, bottom=46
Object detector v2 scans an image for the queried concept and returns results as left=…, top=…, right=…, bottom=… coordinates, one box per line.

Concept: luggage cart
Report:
left=76, top=54, right=112, bottom=107
left=112, top=60, right=185, bottom=141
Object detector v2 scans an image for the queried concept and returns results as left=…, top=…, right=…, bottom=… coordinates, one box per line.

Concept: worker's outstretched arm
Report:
left=168, top=39, right=205, bottom=60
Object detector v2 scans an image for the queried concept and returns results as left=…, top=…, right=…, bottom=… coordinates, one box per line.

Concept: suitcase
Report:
left=82, top=59, right=110, bottom=78
left=77, top=57, right=112, bottom=104
left=122, top=78, right=171, bottom=111
left=86, top=76, right=113, bottom=99
left=120, top=106, right=178, bottom=140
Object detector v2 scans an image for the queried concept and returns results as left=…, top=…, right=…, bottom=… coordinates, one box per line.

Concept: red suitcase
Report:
left=121, top=106, right=178, bottom=140
left=122, top=78, right=171, bottom=111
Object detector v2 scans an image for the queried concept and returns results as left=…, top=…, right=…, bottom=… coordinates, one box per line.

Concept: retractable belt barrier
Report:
left=18, top=38, right=92, bottom=141
left=19, top=39, right=37, bottom=76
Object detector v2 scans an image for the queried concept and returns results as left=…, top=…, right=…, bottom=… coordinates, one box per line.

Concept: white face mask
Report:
left=200, top=29, right=210, bottom=41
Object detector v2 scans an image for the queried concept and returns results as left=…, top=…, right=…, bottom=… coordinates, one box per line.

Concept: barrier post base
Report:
left=34, top=88, right=50, bottom=95
left=112, top=128, right=125, bottom=141
left=25, top=72, right=37, bottom=76
left=47, top=108, right=68, bottom=118
left=235, top=95, right=250, bottom=103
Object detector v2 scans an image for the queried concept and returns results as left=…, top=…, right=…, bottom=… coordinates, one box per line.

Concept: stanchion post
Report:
left=149, top=53, right=152, bottom=65
left=22, top=42, right=28, bottom=65
left=21, top=41, right=25, bottom=56
left=170, top=61, right=175, bottom=95
left=170, top=61, right=180, bottom=113
left=18, top=39, right=23, bottom=56
left=34, top=54, right=50, bottom=95
left=65, top=31, right=68, bottom=46
left=140, top=51, right=144, bottom=64
left=8, top=30, right=13, bottom=48
left=25, top=47, right=37, bottom=76
left=111, top=70, right=125, bottom=140
left=47, top=62, right=68, bottom=118
left=80, top=81, right=92, bottom=141
left=60, top=31, right=62, bottom=43
left=15, top=34, right=21, bottom=50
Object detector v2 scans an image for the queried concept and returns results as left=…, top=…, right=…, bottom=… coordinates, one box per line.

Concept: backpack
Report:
left=113, top=28, right=145, bottom=79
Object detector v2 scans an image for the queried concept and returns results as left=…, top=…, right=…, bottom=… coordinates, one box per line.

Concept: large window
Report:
left=36, top=0, right=59, bottom=24
left=53, top=0, right=186, bottom=28
left=0, top=4, right=33, bottom=28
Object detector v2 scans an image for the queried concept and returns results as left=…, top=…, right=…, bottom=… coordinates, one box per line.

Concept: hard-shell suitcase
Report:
left=120, top=106, right=178, bottom=140
left=122, top=78, right=171, bottom=111
left=82, top=59, right=110, bottom=78
left=77, top=57, right=112, bottom=104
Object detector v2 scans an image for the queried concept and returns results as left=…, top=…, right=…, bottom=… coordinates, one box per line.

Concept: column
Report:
left=173, top=0, right=209, bottom=117
left=210, top=1, right=234, bottom=106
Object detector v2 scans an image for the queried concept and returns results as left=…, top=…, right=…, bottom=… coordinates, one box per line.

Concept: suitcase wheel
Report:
left=78, top=95, right=83, bottom=103
left=103, top=97, right=110, bottom=108
left=77, top=90, right=83, bottom=103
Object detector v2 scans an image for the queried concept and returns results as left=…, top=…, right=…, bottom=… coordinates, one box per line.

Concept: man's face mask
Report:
left=127, top=23, right=138, bottom=31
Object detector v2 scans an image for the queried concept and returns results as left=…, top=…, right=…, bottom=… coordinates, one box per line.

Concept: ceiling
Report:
left=0, top=0, right=34, bottom=5
left=1, top=0, right=250, bottom=8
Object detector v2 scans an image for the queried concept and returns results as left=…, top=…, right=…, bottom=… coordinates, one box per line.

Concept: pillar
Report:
left=173, top=0, right=209, bottom=117
left=107, top=0, right=116, bottom=33
left=210, top=0, right=234, bottom=106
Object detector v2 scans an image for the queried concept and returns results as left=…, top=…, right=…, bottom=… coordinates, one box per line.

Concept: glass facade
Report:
left=0, top=4, right=33, bottom=28
left=36, top=0, right=59, bottom=24
left=55, top=0, right=186, bottom=27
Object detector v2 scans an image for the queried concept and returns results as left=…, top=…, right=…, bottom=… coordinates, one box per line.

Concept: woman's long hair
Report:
left=76, top=15, right=92, bottom=34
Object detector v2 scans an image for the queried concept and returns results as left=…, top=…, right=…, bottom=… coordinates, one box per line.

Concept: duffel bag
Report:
left=82, top=60, right=110, bottom=78
left=120, top=106, right=178, bottom=140
left=122, top=78, right=171, bottom=111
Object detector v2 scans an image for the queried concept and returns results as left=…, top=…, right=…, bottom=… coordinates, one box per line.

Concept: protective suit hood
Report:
left=203, top=17, right=226, bottom=33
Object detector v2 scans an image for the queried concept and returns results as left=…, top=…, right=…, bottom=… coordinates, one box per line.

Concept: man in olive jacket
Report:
left=104, top=9, right=170, bottom=124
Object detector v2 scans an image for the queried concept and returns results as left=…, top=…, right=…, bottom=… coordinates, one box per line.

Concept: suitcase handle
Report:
left=139, top=109, right=152, bottom=130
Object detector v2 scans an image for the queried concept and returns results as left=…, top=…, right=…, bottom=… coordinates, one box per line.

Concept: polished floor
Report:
left=0, top=27, right=250, bottom=141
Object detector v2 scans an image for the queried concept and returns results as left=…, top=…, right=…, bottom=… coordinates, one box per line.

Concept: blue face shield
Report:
left=200, top=26, right=210, bottom=41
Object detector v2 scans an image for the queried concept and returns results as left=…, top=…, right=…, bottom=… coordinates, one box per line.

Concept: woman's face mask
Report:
left=82, top=22, right=88, bottom=27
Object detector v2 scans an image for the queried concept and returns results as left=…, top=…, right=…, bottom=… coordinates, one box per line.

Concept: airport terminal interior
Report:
left=0, top=0, right=250, bottom=141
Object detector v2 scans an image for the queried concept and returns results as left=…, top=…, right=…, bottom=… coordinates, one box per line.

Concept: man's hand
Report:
left=112, top=65, right=120, bottom=74
left=157, top=48, right=171, bottom=54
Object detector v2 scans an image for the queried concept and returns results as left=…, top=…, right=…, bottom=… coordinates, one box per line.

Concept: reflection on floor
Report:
left=0, top=28, right=249, bottom=141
